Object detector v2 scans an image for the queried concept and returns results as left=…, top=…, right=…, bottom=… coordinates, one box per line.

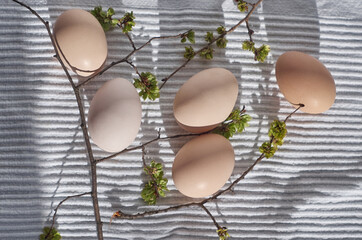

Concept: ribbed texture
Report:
left=1, top=0, right=361, bottom=239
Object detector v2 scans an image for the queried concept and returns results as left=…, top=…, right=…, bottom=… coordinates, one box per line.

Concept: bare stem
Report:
left=45, top=192, right=91, bottom=239
left=125, top=59, right=142, bottom=78
left=199, top=204, right=221, bottom=230
left=11, top=1, right=104, bottom=239
left=96, top=131, right=201, bottom=164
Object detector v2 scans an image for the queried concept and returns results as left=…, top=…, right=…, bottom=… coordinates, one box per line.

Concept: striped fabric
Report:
left=1, top=0, right=361, bottom=239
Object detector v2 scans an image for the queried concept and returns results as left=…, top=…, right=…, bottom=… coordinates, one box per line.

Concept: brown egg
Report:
left=275, top=51, right=336, bottom=114
left=173, top=68, right=238, bottom=133
left=88, top=78, right=142, bottom=152
left=172, top=134, right=235, bottom=198
left=53, top=9, right=107, bottom=77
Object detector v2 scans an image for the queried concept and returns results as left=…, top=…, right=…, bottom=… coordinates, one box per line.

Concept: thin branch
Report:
left=96, top=131, right=200, bottom=164
left=141, top=146, right=147, bottom=168
left=77, top=30, right=192, bottom=88
left=159, top=0, right=263, bottom=90
left=46, top=192, right=91, bottom=239
left=11, top=1, right=104, bottom=239
left=284, top=103, right=304, bottom=123
left=124, top=32, right=136, bottom=50
left=113, top=105, right=300, bottom=221
left=245, top=20, right=254, bottom=42
left=125, top=59, right=142, bottom=78
left=199, top=204, right=221, bottom=230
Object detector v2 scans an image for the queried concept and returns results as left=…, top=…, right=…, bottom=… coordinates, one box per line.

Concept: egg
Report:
left=173, top=68, right=238, bottom=133
left=172, top=134, right=235, bottom=198
left=275, top=51, right=336, bottom=114
left=53, top=9, right=107, bottom=77
left=88, top=78, right=142, bottom=152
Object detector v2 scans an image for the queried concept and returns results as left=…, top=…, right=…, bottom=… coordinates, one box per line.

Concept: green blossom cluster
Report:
left=120, top=11, right=135, bottom=33
left=39, top=227, right=61, bottom=240
left=213, top=108, right=252, bottom=139
left=217, top=227, right=230, bottom=240
left=90, top=6, right=118, bottom=32
left=141, top=160, right=169, bottom=205
left=133, top=72, right=160, bottom=100
left=259, top=120, right=287, bottom=158
left=236, top=0, right=249, bottom=12
left=181, top=30, right=195, bottom=44
left=242, top=41, right=270, bottom=62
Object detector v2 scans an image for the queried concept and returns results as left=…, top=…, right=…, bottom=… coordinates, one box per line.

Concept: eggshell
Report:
left=88, top=78, right=142, bottom=152
left=53, top=9, right=107, bottom=77
left=173, top=68, right=238, bottom=133
left=172, top=134, right=235, bottom=198
left=275, top=51, right=336, bottom=114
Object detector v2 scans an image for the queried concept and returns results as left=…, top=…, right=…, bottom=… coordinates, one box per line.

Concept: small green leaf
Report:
left=184, top=46, right=195, bottom=60
left=181, top=37, right=187, bottom=43
left=236, top=0, right=248, bottom=12
left=217, top=25, right=226, bottom=35
left=39, top=227, right=61, bottom=240
left=242, top=40, right=255, bottom=51
left=242, top=41, right=270, bottom=63
left=141, top=160, right=169, bottom=205
left=90, top=6, right=119, bottom=32
left=213, top=108, right=251, bottom=139
left=107, top=7, right=115, bottom=17
left=120, top=11, right=136, bottom=33
left=216, top=37, right=228, bottom=48
left=255, top=44, right=270, bottom=62
left=205, top=31, right=214, bottom=43
left=133, top=72, right=159, bottom=101
left=199, top=47, right=214, bottom=60
left=186, top=30, right=195, bottom=44
left=217, top=227, right=230, bottom=240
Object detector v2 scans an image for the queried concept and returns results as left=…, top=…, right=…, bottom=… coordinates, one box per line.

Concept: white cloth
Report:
left=1, top=0, right=361, bottom=239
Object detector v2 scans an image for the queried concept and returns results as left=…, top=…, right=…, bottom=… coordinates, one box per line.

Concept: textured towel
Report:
left=1, top=0, right=361, bottom=239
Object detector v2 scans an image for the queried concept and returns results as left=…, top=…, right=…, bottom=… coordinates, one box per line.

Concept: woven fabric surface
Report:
left=1, top=0, right=362, bottom=239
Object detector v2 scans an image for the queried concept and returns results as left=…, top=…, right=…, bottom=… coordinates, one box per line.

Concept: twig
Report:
left=125, top=32, right=137, bottom=50
left=96, top=131, right=200, bottom=164
left=159, top=0, right=264, bottom=89
left=245, top=20, right=254, bottom=42
left=112, top=106, right=300, bottom=221
left=125, top=59, right=142, bottom=78
left=76, top=30, right=192, bottom=88
left=45, top=192, right=91, bottom=239
left=11, top=1, right=104, bottom=239
left=200, top=204, right=221, bottom=230
left=284, top=103, right=304, bottom=123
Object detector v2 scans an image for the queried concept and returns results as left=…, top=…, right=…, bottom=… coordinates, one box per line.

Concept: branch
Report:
left=96, top=131, right=201, bottom=164
left=46, top=192, right=91, bottom=239
left=200, top=204, right=221, bottom=230
left=11, top=1, right=104, bottom=239
left=76, top=30, right=192, bottom=88
left=112, top=105, right=301, bottom=221
left=125, top=59, right=142, bottom=78
left=159, top=0, right=264, bottom=90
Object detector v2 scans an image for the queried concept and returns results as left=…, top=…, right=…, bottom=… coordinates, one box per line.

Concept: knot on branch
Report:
left=110, top=211, right=124, bottom=224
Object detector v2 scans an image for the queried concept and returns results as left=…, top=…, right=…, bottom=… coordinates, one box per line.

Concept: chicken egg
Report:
left=53, top=9, right=107, bottom=77
left=172, top=133, right=235, bottom=198
left=173, top=68, right=238, bottom=133
left=275, top=51, right=336, bottom=114
left=88, top=78, right=142, bottom=152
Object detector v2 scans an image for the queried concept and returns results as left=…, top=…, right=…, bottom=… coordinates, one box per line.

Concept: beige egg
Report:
left=173, top=68, right=238, bottom=133
left=53, top=9, right=107, bottom=77
left=172, top=133, right=235, bottom=198
left=276, top=51, right=336, bottom=114
left=88, top=78, right=142, bottom=152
